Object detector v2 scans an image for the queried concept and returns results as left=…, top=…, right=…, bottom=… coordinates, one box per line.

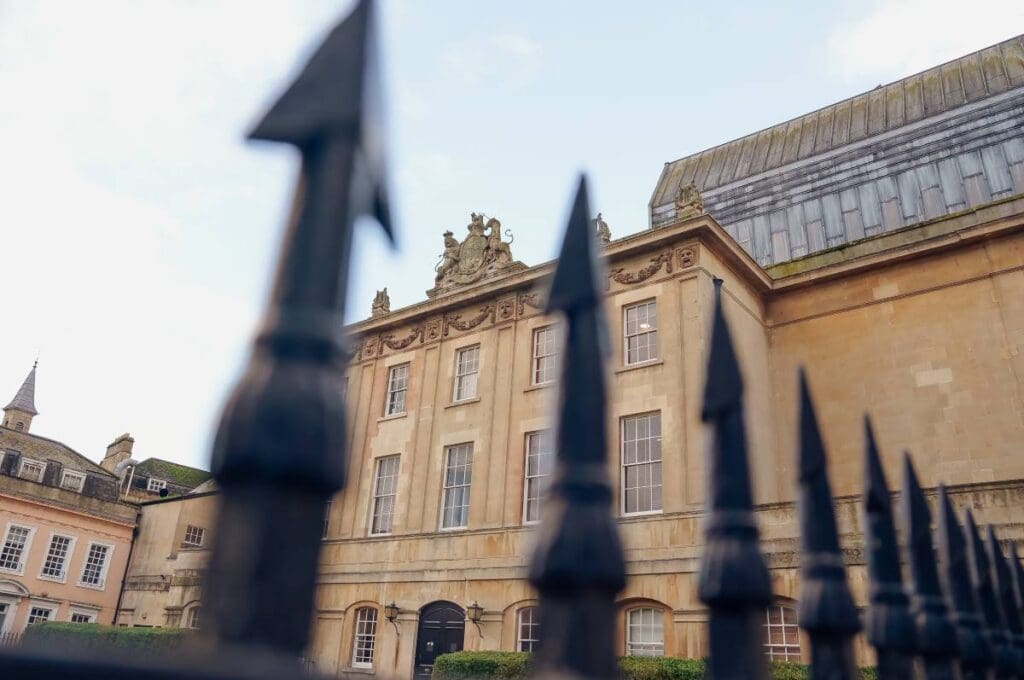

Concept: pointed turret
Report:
left=862, top=417, right=915, bottom=679
left=697, top=278, right=771, bottom=680
left=965, top=510, right=1015, bottom=677
left=528, top=176, right=624, bottom=680
left=797, top=371, right=860, bottom=679
left=3, top=361, right=38, bottom=432
left=936, top=486, right=992, bottom=678
left=901, top=455, right=958, bottom=678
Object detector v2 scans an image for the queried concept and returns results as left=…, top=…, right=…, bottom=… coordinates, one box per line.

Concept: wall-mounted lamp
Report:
left=384, top=601, right=400, bottom=623
left=467, top=601, right=484, bottom=638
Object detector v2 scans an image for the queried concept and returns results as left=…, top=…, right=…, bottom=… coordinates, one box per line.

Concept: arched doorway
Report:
left=414, top=601, right=465, bottom=680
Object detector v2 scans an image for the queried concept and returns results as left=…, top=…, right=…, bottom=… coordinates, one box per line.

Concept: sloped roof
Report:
left=4, top=363, right=38, bottom=415
left=134, top=458, right=211, bottom=489
left=0, top=428, right=114, bottom=478
left=650, top=34, right=1024, bottom=210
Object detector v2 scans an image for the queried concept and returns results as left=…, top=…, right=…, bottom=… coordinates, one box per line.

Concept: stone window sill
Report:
left=524, top=382, right=555, bottom=394
left=445, top=397, right=481, bottom=409
left=377, top=412, right=408, bottom=423
left=615, top=359, right=664, bottom=374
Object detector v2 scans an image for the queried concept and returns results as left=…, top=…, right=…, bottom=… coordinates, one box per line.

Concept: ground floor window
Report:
left=27, top=606, right=53, bottom=625
left=186, top=606, right=202, bottom=630
left=626, top=607, right=664, bottom=657
left=352, top=607, right=378, bottom=668
left=517, top=607, right=540, bottom=652
left=70, top=611, right=97, bottom=624
left=763, top=602, right=801, bottom=661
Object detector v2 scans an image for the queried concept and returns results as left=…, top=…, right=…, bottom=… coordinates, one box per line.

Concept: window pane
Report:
left=524, top=430, right=554, bottom=523
left=41, top=535, right=72, bottom=579
left=621, top=413, right=663, bottom=514
left=763, top=604, right=801, bottom=662
left=441, top=444, right=473, bottom=529
left=353, top=608, right=378, bottom=667
left=371, top=455, right=400, bottom=534
left=623, top=301, right=658, bottom=365
left=386, top=364, right=409, bottom=415
left=626, top=608, right=664, bottom=656
left=532, top=327, right=560, bottom=384
left=81, top=544, right=110, bottom=586
left=517, top=607, right=540, bottom=652
left=0, top=526, right=30, bottom=571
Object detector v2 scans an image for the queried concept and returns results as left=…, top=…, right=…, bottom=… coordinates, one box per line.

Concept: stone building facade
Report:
left=303, top=36, right=1024, bottom=677
left=0, top=365, right=137, bottom=636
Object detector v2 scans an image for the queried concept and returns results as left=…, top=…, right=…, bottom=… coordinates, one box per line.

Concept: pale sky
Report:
left=1, top=0, right=1021, bottom=471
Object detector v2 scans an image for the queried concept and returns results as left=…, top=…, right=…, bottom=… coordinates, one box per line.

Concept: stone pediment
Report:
left=427, top=212, right=525, bottom=297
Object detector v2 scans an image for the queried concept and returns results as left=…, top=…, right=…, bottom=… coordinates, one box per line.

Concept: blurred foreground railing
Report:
left=0, top=1, right=1022, bottom=679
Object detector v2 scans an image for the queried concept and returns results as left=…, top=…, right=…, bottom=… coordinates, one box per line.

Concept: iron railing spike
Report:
left=900, top=454, right=959, bottom=679
left=203, top=0, right=391, bottom=655
left=862, top=416, right=916, bottom=679
left=965, top=510, right=1015, bottom=678
left=697, top=278, right=772, bottom=680
left=986, top=527, right=1024, bottom=675
left=936, top=485, right=993, bottom=678
left=528, top=175, right=625, bottom=680
left=1010, top=544, right=1024, bottom=640
left=797, top=371, right=860, bottom=679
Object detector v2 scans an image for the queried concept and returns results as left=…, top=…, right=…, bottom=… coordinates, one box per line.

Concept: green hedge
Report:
left=432, top=651, right=877, bottom=680
left=22, top=622, right=192, bottom=651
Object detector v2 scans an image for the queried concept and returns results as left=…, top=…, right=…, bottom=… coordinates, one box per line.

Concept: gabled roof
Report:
left=650, top=34, right=1024, bottom=210
left=133, top=458, right=211, bottom=489
left=4, top=362, right=38, bottom=415
left=1, top=428, right=114, bottom=478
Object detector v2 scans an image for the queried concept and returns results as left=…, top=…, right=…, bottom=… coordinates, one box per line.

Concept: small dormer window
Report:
left=18, top=458, right=46, bottom=483
left=147, top=478, right=167, bottom=493
left=60, top=470, right=86, bottom=493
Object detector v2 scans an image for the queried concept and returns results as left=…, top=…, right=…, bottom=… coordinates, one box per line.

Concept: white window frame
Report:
left=531, top=326, right=560, bottom=385
left=147, top=478, right=167, bottom=493
left=763, top=602, right=802, bottom=662
left=69, top=607, right=99, bottom=624
left=182, top=525, right=205, bottom=548
left=439, top=443, right=473, bottom=530
left=26, top=604, right=55, bottom=626
left=351, top=606, right=378, bottom=668
left=620, top=412, right=663, bottom=516
left=38, top=532, right=76, bottom=583
left=625, top=607, right=665, bottom=657
left=60, top=470, right=86, bottom=493
left=0, top=522, right=36, bottom=575
left=452, top=345, right=480, bottom=402
left=17, top=457, right=46, bottom=483
left=623, top=300, right=658, bottom=366
left=369, top=455, right=400, bottom=536
left=185, top=604, right=202, bottom=629
left=0, top=599, right=15, bottom=635
left=522, top=430, right=554, bottom=525
left=384, top=363, right=410, bottom=416
left=78, top=541, right=115, bottom=590
left=516, top=606, right=540, bottom=652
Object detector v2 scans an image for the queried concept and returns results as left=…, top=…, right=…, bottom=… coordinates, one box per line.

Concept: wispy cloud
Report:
left=827, top=0, right=1024, bottom=82
left=441, top=32, right=543, bottom=88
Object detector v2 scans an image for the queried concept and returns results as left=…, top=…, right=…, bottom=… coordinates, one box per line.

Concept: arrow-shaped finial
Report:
left=796, top=370, right=860, bottom=680
left=529, top=175, right=623, bottom=679
left=697, top=278, right=770, bottom=680
left=936, top=485, right=992, bottom=675
left=965, top=510, right=1015, bottom=676
left=900, top=454, right=959, bottom=674
left=251, top=0, right=392, bottom=239
left=861, top=417, right=915, bottom=676
left=1011, top=543, right=1024, bottom=636
left=986, top=527, right=1024, bottom=674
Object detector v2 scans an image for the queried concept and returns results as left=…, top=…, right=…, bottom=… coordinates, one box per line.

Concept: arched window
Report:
left=185, top=605, right=201, bottom=630
left=763, top=602, right=800, bottom=661
left=516, top=607, right=540, bottom=652
left=352, top=607, right=378, bottom=668
left=15, top=422, right=24, bottom=431
left=625, top=607, right=664, bottom=657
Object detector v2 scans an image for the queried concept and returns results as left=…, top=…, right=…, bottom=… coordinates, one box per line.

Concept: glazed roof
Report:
left=650, top=34, right=1024, bottom=211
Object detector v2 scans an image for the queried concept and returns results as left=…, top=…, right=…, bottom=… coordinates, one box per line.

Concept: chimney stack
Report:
left=102, top=433, right=135, bottom=473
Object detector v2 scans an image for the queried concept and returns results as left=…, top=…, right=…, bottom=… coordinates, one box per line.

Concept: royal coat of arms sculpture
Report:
left=428, top=212, right=524, bottom=297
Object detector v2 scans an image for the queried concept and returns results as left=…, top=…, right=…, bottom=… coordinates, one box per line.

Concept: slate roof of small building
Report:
left=4, top=363, right=39, bottom=415
left=651, top=35, right=1024, bottom=209
left=0, top=428, right=114, bottom=478
left=133, top=458, right=211, bottom=489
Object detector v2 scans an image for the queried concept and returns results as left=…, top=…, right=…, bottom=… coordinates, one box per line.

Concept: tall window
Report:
left=626, top=607, right=664, bottom=657
left=385, top=364, right=409, bottom=416
left=40, top=534, right=73, bottom=580
left=453, top=346, right=480, bottom=401
left=60, top=470, right=86, bottom=492
left=182, top=525, right=205, bottom=548
left=18, top=458, right=46, bottom=483
left=27, top=607, right=53, bottom=625
left=352, top=607, right=378, bottom=668
left=440, top=444, right=473, bottom=529
left=763, top=602, right=801, bottom=661
left=622, top=412, right=663, bottom=515
left=80, top=543, right=111, bottom=588
left=623, top=301, right=658, bottom=365
left=523, top=430, right=554, bottom=523
left=531, top=326, right=559, bottom=385
left=186, top=606, right=202, bottom=630
left=517, top=607, right=540, bottom=652
left=0, top=525, right=32, bottom=572
left=371, top=455, right=400, bottom=535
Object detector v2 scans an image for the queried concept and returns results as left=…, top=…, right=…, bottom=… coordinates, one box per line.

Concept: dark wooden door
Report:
left=414, top=602, right=465, bottom=679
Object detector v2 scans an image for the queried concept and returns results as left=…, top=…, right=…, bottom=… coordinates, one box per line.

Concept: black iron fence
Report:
left=1, top=1, right=1023, bottom=679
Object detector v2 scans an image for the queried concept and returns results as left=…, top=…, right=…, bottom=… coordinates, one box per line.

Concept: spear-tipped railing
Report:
left=988, top=527, right=1024, bottom=676
left=967, top=510, right=1017, bottom=679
